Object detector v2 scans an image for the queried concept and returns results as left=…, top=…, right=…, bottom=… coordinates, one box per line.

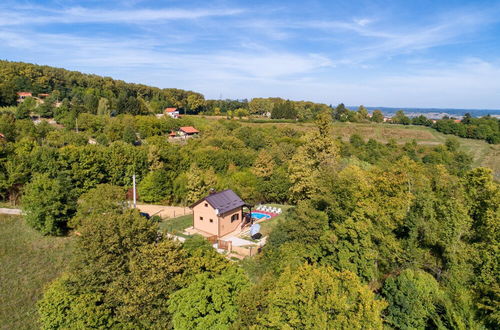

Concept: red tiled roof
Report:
left=179, top=126, right=199, bottom=134
left=17, top=92, right=32, bottom=97
left=169, top=131, right=176, bottom=137
left=165, top=107, right=177, bottom=112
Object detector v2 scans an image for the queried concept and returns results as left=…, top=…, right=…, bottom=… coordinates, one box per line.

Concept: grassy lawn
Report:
left=0, top=215, right=73, bottom=329
left=257, top=204, right=293, bottom=237
left=0, top=201, right=18, bottom=208
left=159, top=214, right=193, bottom=234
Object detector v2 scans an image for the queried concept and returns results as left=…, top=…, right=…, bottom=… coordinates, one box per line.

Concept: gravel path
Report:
left=0, top=208, right=22, bottom=215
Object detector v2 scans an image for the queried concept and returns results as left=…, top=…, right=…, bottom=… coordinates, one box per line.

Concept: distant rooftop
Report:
left=179, top=126, right=199, bottom=134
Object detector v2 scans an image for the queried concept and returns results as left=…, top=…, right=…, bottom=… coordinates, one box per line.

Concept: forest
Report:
left=0, top=61, right=498, bottom=329
left=2, top=60, right=497, bottom=144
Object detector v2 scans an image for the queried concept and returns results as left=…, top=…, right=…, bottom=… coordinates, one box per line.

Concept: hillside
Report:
left=193, top=117, right=500, bottom=179
left=0, top=60, right=204, bottom=114
left=0, top=215, right=73, bottom=329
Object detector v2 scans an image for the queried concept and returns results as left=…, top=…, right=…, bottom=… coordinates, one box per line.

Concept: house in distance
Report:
left=164, top=107, right=179, bottom=118
left=16, top=92, right=32, bottom=102
left=178, top=126, right=199, bottom=137
left=190, top=189, right=251, bottom=237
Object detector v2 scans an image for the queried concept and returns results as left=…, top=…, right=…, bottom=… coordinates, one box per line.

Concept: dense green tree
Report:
left=122, top=125, right=136, bottom=144
left=70, top=184, right=126, bottom=228
left=97, top=97, right=110, bottom=116
left=114, top=239, right=188, bottom=327
left=333, top=103, right=349, bottom=121
left=252, top=150, right=275, bottom=178
left=271, top=100, right=297, bottom=119
left=168, top=267, right=250, bottom=330
left=15, top=97, right=36, bottom=119
left=37, top=101, right=54, bottom=118
left=371, top=109, right=384, bottom=123
left=392, top=110, right=411, bottom=125
left=289, top=111, right=338, bottom=201
left=38, top=210, right=158, bottom=328
left=357, top=105, right=369, bottom=121
left=382, top=269, right=442, bottom=329
left=249, top=97, right=274, bottom=115
left=185, top=164, right=218, bottom=204
left=22, top=174, right=76, bottom=235
left=257, top=265, right=386, bottom=329
left=38, top=274, right=114, bottom=329
left=138, top=170, right=171, bottom=203
left=463, top=168, right=500, bottom=327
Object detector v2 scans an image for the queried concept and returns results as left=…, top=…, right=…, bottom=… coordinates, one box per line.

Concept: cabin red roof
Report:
left=179, top=126, right=199, bottom=134
left=169, top=131, right=176, bottom=137
left=165, top=107, right=178, bottom=113
left=17, top=92, right=32, bottom=97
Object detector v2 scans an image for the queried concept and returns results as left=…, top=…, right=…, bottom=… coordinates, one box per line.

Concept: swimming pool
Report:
left=251, top=211, right=272, bottom=220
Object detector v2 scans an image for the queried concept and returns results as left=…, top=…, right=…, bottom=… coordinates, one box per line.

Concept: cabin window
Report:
left=199, top=216, right=203, bottom=221
left=209, top=219, right=213, bottom=223
left=204, top=203, right=208, bottom=207
left=231, top=213, right=239, bottom=222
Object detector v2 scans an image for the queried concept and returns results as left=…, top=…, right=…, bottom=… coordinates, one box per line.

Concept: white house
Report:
left=165, top=107, right=180, bottom=119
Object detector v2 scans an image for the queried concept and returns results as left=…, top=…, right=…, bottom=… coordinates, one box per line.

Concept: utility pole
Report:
left=132, top=174, right=137, bottom=208
left=75, top=117, right=78, bottom=133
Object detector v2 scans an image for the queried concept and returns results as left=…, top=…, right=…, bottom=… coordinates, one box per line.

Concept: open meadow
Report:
left=0, top=215, right=73, bottom=329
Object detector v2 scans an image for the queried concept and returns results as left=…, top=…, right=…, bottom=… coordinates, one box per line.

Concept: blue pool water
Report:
left=251, top=212, right=271, bottom=220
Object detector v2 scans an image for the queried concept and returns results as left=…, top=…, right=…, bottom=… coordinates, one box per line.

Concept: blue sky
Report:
left=1, top=0, right=500, bottom=109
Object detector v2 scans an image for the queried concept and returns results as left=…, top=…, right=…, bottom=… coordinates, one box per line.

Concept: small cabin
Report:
left=178, top=126, right=199, bottom=137
left=190, top=189, right=249, bottom=237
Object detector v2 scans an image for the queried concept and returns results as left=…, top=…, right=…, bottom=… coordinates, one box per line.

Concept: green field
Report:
left=258, top=204, right=293, bottom=236
left=330, top=122, right=499, bottom=178
left=0, top=215, right=73, bottom=329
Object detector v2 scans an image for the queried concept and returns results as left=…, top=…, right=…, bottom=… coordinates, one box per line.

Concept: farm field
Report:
left=0, top=215, right=74, bottom=329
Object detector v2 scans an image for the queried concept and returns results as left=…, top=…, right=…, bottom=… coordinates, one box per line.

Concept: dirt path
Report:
left=136, top=204, right=192, bottom=219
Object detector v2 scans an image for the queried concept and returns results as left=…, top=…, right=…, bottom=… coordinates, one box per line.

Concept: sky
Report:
left=1, top=0, right=500, bottom=109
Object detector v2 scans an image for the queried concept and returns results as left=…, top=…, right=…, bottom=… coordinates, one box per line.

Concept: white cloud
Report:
left=0, top=5, right=244, bottom=26
left=0, top=2, right=499, bottom=109
left=353, top=18, right=372, bottom=27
